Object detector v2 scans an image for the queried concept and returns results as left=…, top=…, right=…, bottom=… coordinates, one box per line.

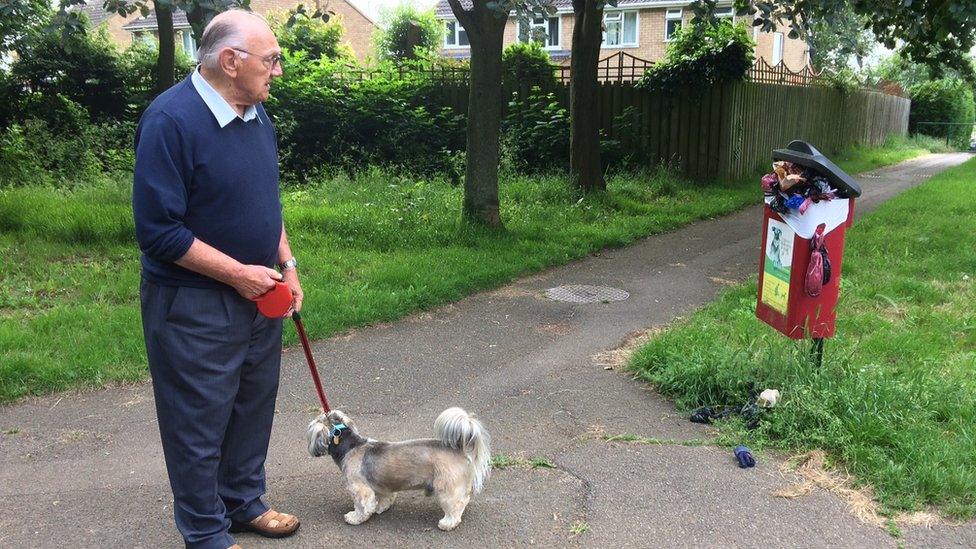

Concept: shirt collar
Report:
left=191, top=66, right=261, bottom=127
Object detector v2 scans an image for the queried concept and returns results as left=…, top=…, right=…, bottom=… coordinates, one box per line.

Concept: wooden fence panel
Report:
left=430, top=79, right=909, bottom=180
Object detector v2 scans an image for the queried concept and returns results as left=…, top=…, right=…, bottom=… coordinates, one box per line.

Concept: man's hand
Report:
left=281, top=268, right=303, bottom=317
left=234, top=265, right=283, bottom=299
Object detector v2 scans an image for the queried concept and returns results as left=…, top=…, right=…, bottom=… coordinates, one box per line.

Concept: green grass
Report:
left=602, top=433, right=710, bottom=446
left=570, top=521, right=590, bottom=536
left=490, top=454, right=556, bottom=469
left=629, top=158, right=976, bottom=519
left=0, top=139, right=946, bottom=403
left=830, top=134, right=955, bottom=175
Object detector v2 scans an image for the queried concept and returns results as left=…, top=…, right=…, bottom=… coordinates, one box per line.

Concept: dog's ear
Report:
left=307, top=420, right=329, bottom=457
left=327, top=410, right=354, bottom=429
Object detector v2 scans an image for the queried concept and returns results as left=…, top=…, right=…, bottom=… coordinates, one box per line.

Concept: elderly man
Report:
left=133, top=10, right=301, bottom=548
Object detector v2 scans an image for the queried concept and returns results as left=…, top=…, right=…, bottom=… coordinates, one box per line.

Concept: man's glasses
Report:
left=232, top=48, right=285, bottom=70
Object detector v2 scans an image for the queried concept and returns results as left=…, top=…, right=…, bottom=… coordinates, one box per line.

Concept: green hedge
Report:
left=373, top=5, right=444, bottom=61
left=639, top=20, right=754, bottom=92
left=908, top=78, right=975, bottom=148
left=270, top=10, right=352, bottom=61
left=502, top=42, right=557, bottom=88
left=266, top=53, right=466, bottom=180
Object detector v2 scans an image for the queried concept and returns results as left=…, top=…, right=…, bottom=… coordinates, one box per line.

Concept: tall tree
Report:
left=153, top=2, right=175, bottom=93
left=710, top=1, right=976, bottom=76
left=568, top=0, right=607, bottom=192
left=446, top=0, right=553, bottom=226
left=805, top=6, right=873, bottom=72
left=445, top=0, right=507, bottom=225
left=0, top=0, right=51, bottom=55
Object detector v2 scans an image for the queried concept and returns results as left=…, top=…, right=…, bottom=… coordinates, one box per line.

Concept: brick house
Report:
left=77, top=1, right=143, bottom=47
left=435, top=0, right=809, bottom=70
left=78, top=0, right=378, bottom=60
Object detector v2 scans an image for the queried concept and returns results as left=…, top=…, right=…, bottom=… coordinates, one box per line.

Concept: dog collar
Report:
left=328, top=423, right=347, bottom=446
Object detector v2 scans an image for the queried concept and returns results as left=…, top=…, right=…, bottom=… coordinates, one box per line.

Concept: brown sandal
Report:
left=229, top=509, right=301, bottom=538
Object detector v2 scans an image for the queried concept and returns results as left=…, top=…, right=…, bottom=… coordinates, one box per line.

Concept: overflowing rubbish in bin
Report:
left=761, top=161, right=846, bottom=215
left=755, top=141, right=861, bottom=365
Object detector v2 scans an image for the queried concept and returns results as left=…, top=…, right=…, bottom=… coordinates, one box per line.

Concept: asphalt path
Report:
left=1, top=152, right=972, bottom=548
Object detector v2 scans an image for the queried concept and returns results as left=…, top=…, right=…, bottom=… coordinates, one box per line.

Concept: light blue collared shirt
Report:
left=190, top=66, right=262, bottom=128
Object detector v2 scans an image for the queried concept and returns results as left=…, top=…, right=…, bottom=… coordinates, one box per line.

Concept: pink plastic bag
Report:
left=805, top=225, right=827, bottom=297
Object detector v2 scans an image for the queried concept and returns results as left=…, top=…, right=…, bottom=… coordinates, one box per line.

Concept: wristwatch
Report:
left=278, top=257, right=298, bottom=271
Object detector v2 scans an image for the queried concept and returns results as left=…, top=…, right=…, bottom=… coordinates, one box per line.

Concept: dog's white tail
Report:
left=434, top=407, right=491, bottom=493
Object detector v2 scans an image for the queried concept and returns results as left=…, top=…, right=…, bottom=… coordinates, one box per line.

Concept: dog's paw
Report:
left=375, top=494, right=397, bottom=514
left=438, top=517, right=460, bottom=531
left=344, top=511, right=367, bottom=525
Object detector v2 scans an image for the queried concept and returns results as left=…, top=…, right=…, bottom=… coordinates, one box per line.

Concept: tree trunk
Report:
left=569, top=0, right=606, bottom=192
left=448, top=0, right=507, bottom=227
left=154, top=5, right=176, bottom=96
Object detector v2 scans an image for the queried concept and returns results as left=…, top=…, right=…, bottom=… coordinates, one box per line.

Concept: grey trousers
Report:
left=140, top=279, right=283, bottom=549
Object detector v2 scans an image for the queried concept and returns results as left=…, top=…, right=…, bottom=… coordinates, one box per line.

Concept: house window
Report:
left=772, top=32, right=784, bottom=65
left=444, top=20, right=469, bottom=47
left=180, top=30, right=197, bottom=60
left=134, top=31, right=155, bottom=46
left=665, top=9, right=682, bottom=41
left=603, top=11, right=638, bottom=47
left=715, top=6, right=734, bottom=20
left=518, top=16, right=560, bottom=48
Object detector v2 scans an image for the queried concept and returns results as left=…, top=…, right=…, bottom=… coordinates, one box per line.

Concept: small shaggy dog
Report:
left=307, top=408, right=491, bottom=531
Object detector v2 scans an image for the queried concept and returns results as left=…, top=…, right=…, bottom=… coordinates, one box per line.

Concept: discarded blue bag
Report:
left=734, top=445, right=756, bottom=468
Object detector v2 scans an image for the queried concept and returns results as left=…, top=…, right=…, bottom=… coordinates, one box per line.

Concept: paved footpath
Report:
left=1, top=153, right=973, bottom=549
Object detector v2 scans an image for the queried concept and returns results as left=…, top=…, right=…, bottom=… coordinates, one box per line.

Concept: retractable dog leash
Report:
left=292, top=310, right=332, bottom=413
left=253, top=282, right=332, bottom=412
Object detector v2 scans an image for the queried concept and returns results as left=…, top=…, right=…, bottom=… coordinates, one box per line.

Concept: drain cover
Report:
left=545, top=285, right=629, bottom=304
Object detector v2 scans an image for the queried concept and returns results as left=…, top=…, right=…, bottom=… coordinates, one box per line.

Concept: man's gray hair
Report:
left=196, top=9, right=268, bottom=70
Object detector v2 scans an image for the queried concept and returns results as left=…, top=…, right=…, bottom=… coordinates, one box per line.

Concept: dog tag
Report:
left=333, top=435, right=340, bottom=445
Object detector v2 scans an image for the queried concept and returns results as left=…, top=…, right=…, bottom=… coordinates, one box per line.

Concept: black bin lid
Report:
left=771, top=140, right=862, bottom=198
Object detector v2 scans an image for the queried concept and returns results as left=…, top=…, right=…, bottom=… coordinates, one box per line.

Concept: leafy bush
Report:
left=502, top=87, right=569, bottom=172
left=267, top=53, right=465, bottom=180
left=119, top=40, right=196, bottom=115
left=874, top=51, right=933, bottom=92
left=909, top=78, right=975, bottom=148
left=270, top=10, right=352, bottom=61
left=639, top=21, right=754, bottom=92
left=502, top=42, right=557, bottom=87
left=10, top=24, right=127, bottom=121
left=0, top=107, right=136, bottom=188
left=821, top=66, right=860, bottom=94
left=373, top=6, right=444, bottom=61
left=502, top=87, right=633, bottom=173
left=0, top=124, right=43, bottom=186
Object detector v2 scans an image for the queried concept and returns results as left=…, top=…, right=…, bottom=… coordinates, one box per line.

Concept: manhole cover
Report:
left=544, top=285, right=629, bottom=304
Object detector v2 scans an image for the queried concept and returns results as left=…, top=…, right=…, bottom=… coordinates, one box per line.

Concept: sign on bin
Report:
left=755, top=141, right=861, bottom=344
left=761, top=218, right=794, bottom=316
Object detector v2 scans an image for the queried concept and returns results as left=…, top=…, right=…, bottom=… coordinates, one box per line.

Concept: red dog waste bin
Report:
left=755, top=141, right=862, bottom=340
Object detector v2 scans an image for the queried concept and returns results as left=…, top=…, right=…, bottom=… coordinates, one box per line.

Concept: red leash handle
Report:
left=292, top=311, right=331, bottom=413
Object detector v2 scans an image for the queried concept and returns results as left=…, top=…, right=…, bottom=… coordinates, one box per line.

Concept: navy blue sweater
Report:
left=132, top=77, right=282, bottom=289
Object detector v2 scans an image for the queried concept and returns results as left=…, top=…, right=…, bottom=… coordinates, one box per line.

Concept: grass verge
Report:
left=830, top=134, right=956, bottom=175
left=629, top=158, right=976, bottom=519
left=0, top=139, right=947, bottom=403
